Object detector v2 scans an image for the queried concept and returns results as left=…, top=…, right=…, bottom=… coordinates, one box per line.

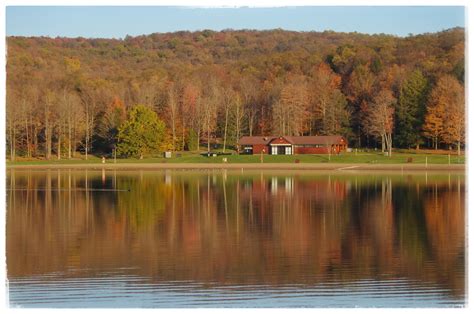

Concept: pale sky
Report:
left=6, top=6, right=465, bottom=38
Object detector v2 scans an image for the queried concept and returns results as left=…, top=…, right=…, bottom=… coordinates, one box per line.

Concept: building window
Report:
left=296, top=144, right=325, bottom=148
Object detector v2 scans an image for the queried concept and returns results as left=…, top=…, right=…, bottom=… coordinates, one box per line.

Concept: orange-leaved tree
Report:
left=423, top=75, right=464, bottom=154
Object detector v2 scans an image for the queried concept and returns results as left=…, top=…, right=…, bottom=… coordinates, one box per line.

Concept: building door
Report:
left=272, top=145, right=292, bottom=155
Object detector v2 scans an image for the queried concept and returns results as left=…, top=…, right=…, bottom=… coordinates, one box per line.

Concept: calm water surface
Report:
left=6, top=169, right=465, bottom=307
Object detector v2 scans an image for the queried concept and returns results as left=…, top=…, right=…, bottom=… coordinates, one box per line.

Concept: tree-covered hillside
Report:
left=6, top=28, right=465, bottom=159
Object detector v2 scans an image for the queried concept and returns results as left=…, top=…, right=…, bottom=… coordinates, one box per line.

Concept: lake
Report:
left=6, top=169, right=465, bottom=308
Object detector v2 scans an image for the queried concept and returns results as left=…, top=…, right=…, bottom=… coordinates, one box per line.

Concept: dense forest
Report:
left=6, top=28, right=465, bottom=160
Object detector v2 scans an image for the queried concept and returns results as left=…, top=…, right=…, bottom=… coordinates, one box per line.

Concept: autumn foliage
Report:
left=5, top=28, right=465, bottom=159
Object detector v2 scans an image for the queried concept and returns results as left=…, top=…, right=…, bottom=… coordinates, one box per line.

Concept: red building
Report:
left=237, top=135, right=348, bottom=155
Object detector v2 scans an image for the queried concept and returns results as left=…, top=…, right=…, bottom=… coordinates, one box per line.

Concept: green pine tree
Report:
left=117, top=105, right=166, bottom=158
left=395, top=70, right=429, bottom=148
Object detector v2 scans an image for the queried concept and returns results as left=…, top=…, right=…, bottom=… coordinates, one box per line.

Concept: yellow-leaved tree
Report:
left=423, top=75, right=464, bottom=154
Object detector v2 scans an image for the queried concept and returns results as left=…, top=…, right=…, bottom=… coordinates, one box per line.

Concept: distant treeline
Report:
left=6, top=28, right=465, bottom=159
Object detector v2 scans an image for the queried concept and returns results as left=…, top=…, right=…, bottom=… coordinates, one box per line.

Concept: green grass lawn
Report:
left=7, top=150, right=465, bottom=165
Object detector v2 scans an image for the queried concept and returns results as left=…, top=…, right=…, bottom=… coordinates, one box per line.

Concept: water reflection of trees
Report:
left=7, top=170, right=465, bottom=298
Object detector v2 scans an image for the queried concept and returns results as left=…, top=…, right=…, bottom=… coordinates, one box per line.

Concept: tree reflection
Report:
left=6, top=170, right=465, bottom=299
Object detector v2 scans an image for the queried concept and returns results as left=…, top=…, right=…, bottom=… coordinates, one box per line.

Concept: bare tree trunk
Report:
left=57, top=126, right=61, bottom=160
left=196, top=125, right=200, bottom=152
left=85, top=103, right=89, bottom=160
left=13, top=127, right=16, bottom=160
left=46, top=125, right=52, bottom=160
left=9, top=121, right=15, bottom=161
left=67, top=93, right=72, bottom=159
left=25, top=117, right=30, bottom=158
left=207, top=119, right=211, bottom=152
left=85, top=125, right=89, bottom=160
left=457, top=141, right=461, bottom=156
left=387, top=135, right=391, bottom=156
left=386, top=133, right=392, bottom=156
left=45, top=102, right=51, bottom=160
left=33, top=125, right=38, bottom=157
left=182, top=117, right=186, bottom=151
left=168, top=87, right=178, bottom=151
left=223, top=106, right=229, bottom=153
left=248, top=111, right=254, bottom=136
left=236, top=118, right=240, bottom=144
left=235, top=111, right=241, bottom=143
left=72, top=116, right=77, bottom=158
left=68, top=115, right=72, bottom=159
left=171, top=118, right=176, bottom=151
left=84, top=98, right=97, bottom=160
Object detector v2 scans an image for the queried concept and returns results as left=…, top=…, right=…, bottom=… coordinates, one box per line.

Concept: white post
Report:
left=425, top=156, right=427, bottom=168
left=448, top=154, right=451, bottom=165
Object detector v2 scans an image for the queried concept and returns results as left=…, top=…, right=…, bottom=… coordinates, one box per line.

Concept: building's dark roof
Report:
left=285, top=136, right=345, bottom=145
left=239, top=135, right=346, bottom=145
left=238, top=136, right=273, bottom=145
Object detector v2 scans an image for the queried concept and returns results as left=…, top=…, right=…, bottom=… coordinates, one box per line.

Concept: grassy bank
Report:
left=7, top=150, right=465, bottom=166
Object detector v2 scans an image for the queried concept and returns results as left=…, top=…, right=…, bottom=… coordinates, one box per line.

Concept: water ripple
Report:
left=8, top=274, right=464, bottom=308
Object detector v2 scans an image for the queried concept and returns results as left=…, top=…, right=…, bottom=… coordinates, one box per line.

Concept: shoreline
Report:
left=6, top=163, right=465, bottom=172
